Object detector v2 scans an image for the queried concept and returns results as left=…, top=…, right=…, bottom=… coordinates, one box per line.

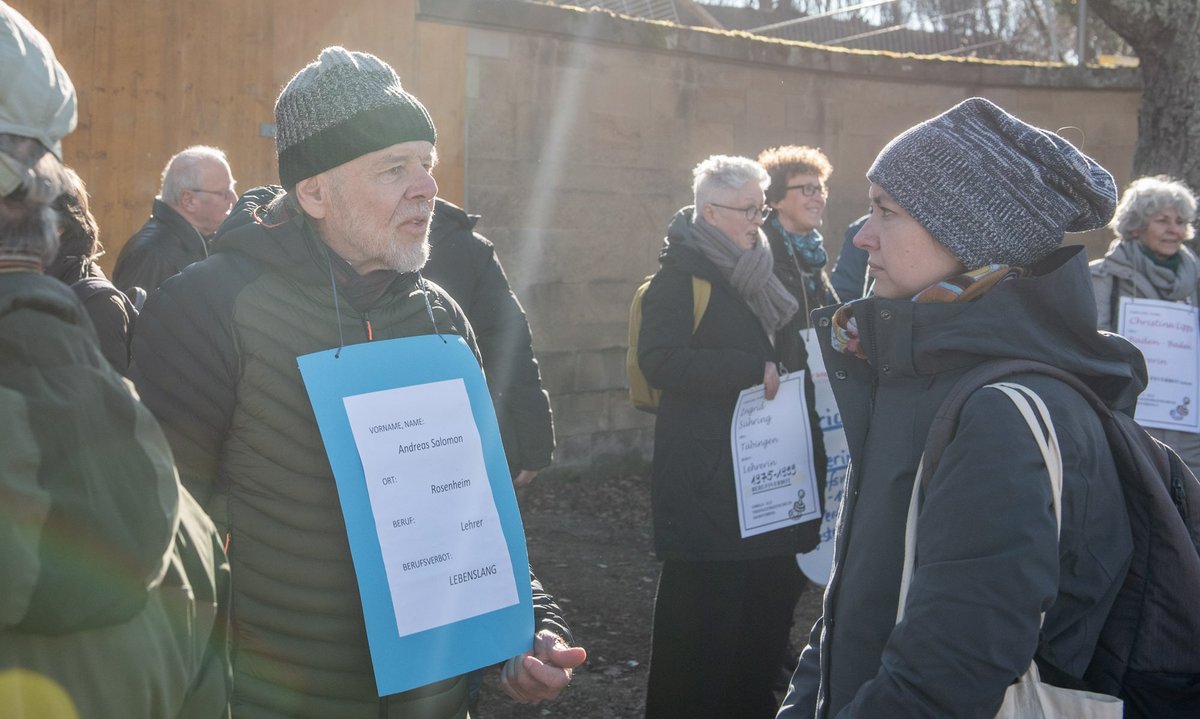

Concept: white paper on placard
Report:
left=731, top=372, right=821, bottom=539
left=795, top=328, right=849, bottom=586
left=342, top=378, right=518, bottom=637
left=1118, top=297, right=1200, bottom=434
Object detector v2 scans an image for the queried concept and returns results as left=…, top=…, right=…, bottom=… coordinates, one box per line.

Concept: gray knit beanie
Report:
left=868, top=97, right=1116, bottom=268
left=275, top=46, right=435, bottom=188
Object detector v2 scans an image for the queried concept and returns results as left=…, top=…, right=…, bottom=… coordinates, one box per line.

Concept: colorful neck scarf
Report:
left=912, top=264, right=1021, bottom=304
left=830, top=305, right=863, bottom=359
left=830, top=265, right=1023, bottom=359
left=770, top=216, right=827, bottom=272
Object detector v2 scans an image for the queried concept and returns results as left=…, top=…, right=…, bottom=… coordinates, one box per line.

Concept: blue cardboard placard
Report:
left=297, top=334, right=532, bottom=696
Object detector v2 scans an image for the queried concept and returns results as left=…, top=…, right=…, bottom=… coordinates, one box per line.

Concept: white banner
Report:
left=342, top=378, right=518, bottom=637
left=795, top=328, right=850, bottom=586
left=731, top=372, right=821, bottom=538
left=1119, top=297, right=1200, bottom=434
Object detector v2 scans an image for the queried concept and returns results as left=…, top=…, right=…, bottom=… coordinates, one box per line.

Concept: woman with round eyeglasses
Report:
left=755, top=143, right=838, bottom=687
left=637, top=155, right=821, bottom=719
left=1091, top=175, right=1200, bottom=474
left=758, top=145, right=839, bottom=320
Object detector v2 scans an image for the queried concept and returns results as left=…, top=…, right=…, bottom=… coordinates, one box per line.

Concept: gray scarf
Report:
left=1109, top=239, right=1200, bottom=303
left=689, top=216, right=799, bottom=336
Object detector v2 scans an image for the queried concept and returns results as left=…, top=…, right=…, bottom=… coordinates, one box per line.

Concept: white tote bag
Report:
left=995, top=661, right=1122, bottom=719
left=899, top=382, right=1123, bottom=719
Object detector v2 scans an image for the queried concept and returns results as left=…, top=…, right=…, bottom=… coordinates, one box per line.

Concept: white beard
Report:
left=321, top=187, right=432, bottom=273
left=386, top=237, right=430, bottom=273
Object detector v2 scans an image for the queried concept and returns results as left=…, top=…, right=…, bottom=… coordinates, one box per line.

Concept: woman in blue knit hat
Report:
left=777, top=97, right=1142, bottom=718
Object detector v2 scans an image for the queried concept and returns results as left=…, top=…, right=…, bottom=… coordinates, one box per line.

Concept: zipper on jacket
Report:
left=363, top=311, right=374, bottom=341
left=815, top=301, right=881, bottom=717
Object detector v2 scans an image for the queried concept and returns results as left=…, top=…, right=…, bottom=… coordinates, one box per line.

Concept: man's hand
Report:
left=513, top=469, right=539, bottom=488
left=763, top=361, right=781, bottom=401
left=499, top=630, right=587, bottom=704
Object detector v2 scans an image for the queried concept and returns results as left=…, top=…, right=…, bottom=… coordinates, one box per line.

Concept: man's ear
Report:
left=178, top=188, right=200, bottom=214
left=293, top=175, right=328, bottom=219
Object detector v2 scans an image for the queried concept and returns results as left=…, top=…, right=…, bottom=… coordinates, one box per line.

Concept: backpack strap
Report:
left=919, top=358, right=1108, bottom=492
left=1109, top=274, right=1121, bottom=331
left=690, top=275, right=711, bottom=332
left=900, top=381, right=1063, bottom=623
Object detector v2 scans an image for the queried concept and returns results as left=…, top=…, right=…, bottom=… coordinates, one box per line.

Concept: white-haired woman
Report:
left=638, top=155, right=822, bottom=719
left=1091, top=175, right=1200, bottom=473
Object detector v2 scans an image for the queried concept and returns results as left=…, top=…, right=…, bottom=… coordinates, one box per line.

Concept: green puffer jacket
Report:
left=1, top=270, right=230, bottom=719
left=130, top=193, right=571, bottom=719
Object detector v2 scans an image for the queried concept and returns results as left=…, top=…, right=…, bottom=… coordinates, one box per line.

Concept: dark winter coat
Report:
left=113, top=198, right=208, bottom=295
left=638, top=208, right=821, bottom=561
left=424, top=198, right=555, bottom=473
left=1, top=271, right=230, bottom=718
left=764, top=217, right=834, bottom=502
left=129, top=193, right=572, bottom=719
left=779, top=246, right=1140, bottom=718
left=45, top=255, right=136, bottom=373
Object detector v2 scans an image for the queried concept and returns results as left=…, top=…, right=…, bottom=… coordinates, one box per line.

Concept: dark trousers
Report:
left=644, top=555, right=805, bottom=719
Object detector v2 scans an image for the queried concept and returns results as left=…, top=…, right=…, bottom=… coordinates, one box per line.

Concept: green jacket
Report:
left=0, top=270, right=230, bottom=719
left=130, top=194, right=572, bottom=719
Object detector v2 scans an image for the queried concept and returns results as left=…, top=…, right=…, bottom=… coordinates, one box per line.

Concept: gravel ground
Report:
left=474, top=462, right=824, bottom=719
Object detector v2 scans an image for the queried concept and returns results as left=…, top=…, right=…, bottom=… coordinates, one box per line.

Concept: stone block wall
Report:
left=425, top=0, right=1142, bottom=468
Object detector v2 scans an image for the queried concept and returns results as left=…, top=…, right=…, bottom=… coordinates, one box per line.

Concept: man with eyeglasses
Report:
left=113, top=145, right=237, bottom=296
left=638, top=155, right=822, bottom=719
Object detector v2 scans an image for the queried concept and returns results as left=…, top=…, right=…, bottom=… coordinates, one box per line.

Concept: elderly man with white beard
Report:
left=129, top=46, right=584, bottom=719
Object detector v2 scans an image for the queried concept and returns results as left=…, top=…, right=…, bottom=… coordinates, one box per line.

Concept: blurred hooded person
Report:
left=0, top=3, right=230, bottom=717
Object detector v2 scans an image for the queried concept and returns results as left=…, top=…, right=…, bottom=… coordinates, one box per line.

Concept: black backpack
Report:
left=921, top=358, right=1200, bottom=719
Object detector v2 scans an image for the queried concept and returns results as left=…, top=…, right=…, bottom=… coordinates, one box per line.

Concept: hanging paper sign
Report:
left=1119, top=297, right=1200, bottom=434
left=795, top=328, right=850, bottom=586
left=298, top=334, right=532, bottom=697
left=731, top=371, right=821, bottom=538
